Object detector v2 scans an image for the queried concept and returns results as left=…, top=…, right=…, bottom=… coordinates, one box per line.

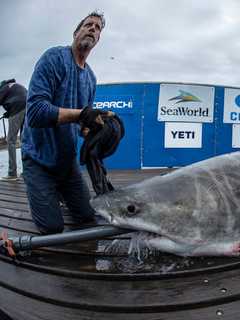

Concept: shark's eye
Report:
left=126, top=204, right=138, bottom=216
left=127, top=205, right=135, bottom=212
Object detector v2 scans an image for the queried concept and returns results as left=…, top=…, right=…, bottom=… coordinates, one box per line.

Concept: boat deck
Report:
left=0, top=169, right=240, bottom=320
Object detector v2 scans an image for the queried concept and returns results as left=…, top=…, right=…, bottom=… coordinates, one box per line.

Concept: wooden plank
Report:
left=1, top=282, right=235, bottom=320
left=1, top=255, right=240, bottom=312
left=0, top=169, right=240, bottom=320
left=0, top=200, right=29, bottom=212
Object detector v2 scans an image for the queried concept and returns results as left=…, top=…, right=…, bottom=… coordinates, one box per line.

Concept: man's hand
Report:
left=79, top=107, right=115, bottom=129
left=95, top=111, right=115, bottom=126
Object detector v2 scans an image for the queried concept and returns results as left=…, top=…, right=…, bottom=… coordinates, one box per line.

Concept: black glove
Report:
left=79, top=107, right=117, bottom=137
left=2, top=111, right=10, bottom=119
left=79, top=107, right=101, bottom=127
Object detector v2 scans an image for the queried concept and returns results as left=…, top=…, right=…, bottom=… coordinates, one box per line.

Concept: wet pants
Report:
left=22, top=156, right=95, bottom=234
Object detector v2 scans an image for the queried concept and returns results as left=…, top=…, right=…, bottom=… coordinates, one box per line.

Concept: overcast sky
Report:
left=1, top=0, right=240, bottom=88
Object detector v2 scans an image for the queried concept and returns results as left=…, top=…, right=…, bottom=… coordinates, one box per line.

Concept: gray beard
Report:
left=79, top=39, right=93, bottom=50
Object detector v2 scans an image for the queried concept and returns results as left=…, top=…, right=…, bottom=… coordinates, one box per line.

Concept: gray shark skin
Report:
left=91, top=152, right=240, bottom=257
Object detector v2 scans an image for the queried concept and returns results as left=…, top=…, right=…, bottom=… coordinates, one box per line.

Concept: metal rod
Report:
left=11, top=225, right=133, bottom=252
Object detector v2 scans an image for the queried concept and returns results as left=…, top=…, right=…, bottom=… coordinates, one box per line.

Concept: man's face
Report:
left=73, top=16, right=102, bottom=51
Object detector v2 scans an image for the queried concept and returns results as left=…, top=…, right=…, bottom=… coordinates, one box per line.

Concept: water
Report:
left=0, top=148, right=22, bottom=177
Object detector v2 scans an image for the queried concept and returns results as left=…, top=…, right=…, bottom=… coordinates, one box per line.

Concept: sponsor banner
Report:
left=165, top=122, right=202, bottom=148
left=93, top=95, right=134, bottom=114
left=224, top=88, right=240, bottom=123
left=232, top=124, right=240, bottom=148
left=158, top=84, right=214, bottom=123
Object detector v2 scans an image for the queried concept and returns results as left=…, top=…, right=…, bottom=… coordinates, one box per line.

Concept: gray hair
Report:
left=74, top=10, right=105, bottom=35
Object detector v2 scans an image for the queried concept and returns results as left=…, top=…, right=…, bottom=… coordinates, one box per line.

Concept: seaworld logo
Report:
left=160, top=106, right=209, bottom=117
left=168, top=90, right=202, bottom=104
left=159, top=89, right=209, bottom=118
left=94, top=100, right=133, bottom=109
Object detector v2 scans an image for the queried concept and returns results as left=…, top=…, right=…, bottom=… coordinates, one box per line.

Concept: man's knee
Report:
left=29, top=200, right=64, bottom=235
left=31, top=205, right=65, bottom=235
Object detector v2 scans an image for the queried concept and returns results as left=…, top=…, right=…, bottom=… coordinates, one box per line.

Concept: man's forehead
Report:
left=83, top=16, right=102, bottom=26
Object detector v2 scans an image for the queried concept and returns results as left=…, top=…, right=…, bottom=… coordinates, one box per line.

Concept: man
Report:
left=0, top=79, right=27, bottom=181
left=21, top=11, right=107, bottom=234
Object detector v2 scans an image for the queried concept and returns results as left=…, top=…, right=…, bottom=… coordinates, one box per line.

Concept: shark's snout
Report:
left=90, top=196, right=112, bottom=221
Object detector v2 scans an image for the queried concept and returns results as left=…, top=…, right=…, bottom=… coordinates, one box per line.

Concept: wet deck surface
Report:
left=1, top=169, right=240, bottom=319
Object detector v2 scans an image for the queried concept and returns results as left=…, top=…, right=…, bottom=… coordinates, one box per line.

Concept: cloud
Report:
left=0, top=0, right=240, bottom=88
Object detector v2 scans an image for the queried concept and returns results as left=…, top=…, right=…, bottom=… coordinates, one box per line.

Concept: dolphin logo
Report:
left=235, top=95, right=240, bottom=108
left=168, top=90, right=202, bottom=104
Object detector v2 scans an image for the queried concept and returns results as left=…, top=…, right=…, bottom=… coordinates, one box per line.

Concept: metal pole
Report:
left=10, top=225, right=133, bottom=253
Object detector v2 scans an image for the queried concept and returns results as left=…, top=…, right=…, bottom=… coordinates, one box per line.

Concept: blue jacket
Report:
left=21, top=46, right=96, bottom=169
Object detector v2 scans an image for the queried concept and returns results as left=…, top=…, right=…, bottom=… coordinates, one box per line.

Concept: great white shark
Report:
left=91, top=152, right=240, bottom=257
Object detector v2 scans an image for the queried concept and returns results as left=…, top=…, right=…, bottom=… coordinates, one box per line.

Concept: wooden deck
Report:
left=0, top=169, right=240, bottom=319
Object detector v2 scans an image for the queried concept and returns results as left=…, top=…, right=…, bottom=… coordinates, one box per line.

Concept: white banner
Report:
left=224, top=88, right=240, bottom=123
left=158, top=84, right=214, bottom=123
left=164, top=122, right=202, bottom=148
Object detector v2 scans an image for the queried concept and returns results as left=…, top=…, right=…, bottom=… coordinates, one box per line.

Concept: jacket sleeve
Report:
left=26, top=48, right=64, bottom=128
